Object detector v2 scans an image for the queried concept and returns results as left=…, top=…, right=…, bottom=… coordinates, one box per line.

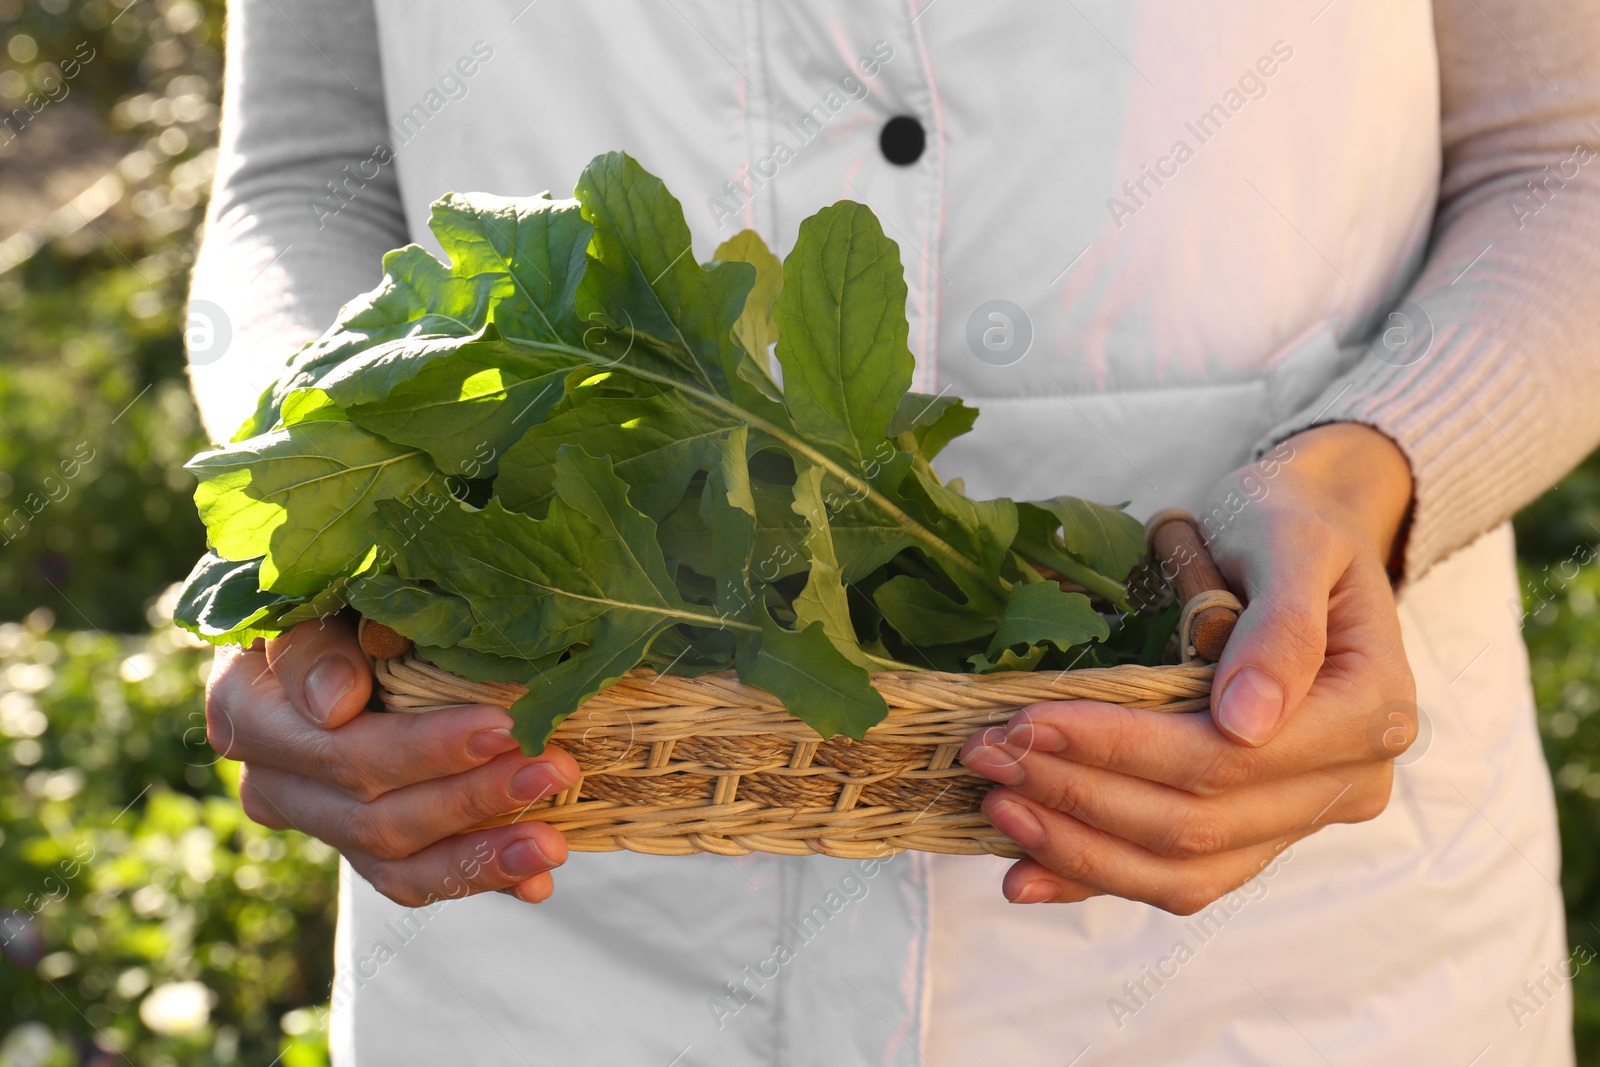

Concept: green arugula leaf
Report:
left=574, top=152, right=769, bottom=408
left=1012, top=500, right=1140, bottom=607
left=495, top=386, right=744, bottom=519
left=968, top=643, right=1049, bottom=674
left=1043, top=496, right=1146, bottom=581
left=345, top=340, right=582, bottom=477
left=987, top=581, right=1109, bottom=660
left=698, top=429, right=759, bottom=621
left=236, top=245, right=501, bottom=439
left=172, top=553, right=291, bottom=644
left=901, top=467, right=1016, bottom=609
left=376, top=447, right=757, bottom=748
left=428, top=192, right=591, bottom=346
left=872, top=574, right=998, bottom=647
left=416, top=642, right=552, bottom=685
left=735, top=610, right=888, bottom=741
left=189, top=420, right=442, bottom=597
left=789, top=466, right=875, bottom=667
left=714, top=229, right=783, bottom=369
left=889, top=392, right=979, bottom=461
left=347, top=574, right=475, bottom=648
left=773, top=200, right=916, bottom=485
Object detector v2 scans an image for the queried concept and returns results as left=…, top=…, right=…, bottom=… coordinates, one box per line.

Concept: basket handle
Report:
left=1144, top=509, right=1242, bottom=663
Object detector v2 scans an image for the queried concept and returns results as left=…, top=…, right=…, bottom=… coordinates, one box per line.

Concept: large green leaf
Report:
left=901, top=467, right=1016, bottom=610
left=375, top=447, right=754, bottom=748
left=1012, top=500, right=1140, bottom=607
left=495, top=386, right=744, bottom=519
left=237, top=193, right=589, bottom=439
left=189, top=420, right=442, bottom=597
left=1044, top=496, right=1146, bottom=581
left=986, top=581, right=1109, bottom=659
left=574, top=152, right=768, bottom=407
left=236, top=245, right=501, bottom=439
left=345, top=340, right=582, bottom=476
left=428, top=192, right=591, bottom=346
left=773, top=200, right=915, bottom=484
left=873, top=574, right=998, bottom=647
left=172, top=552, right=291, bottom=644
left=735, top=611, right=887, bottom=741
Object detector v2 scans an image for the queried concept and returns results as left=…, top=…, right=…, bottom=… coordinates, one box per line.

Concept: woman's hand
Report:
left=960, top=423, right=1419, bottom=913
left=205, top=614, right=579, bottom=907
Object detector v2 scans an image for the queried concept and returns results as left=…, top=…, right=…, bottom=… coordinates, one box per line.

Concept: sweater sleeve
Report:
left=1254, top=0, right=1600, bottom=584
left=187, top=0, right=406, bottom=443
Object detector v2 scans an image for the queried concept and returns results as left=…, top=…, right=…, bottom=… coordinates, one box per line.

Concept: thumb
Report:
left=1209, top=559, right=1333, bottom=748
left=265, top=613, right=374, bottom=728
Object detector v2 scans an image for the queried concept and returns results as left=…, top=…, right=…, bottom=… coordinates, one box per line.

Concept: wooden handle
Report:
left=359, top=618, right=413, bottom=660
left=1146, top=510, right=1239, bottom=662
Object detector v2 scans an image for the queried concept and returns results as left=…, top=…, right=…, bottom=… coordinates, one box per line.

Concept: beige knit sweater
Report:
left=188, top=0, right=1600, bottom=586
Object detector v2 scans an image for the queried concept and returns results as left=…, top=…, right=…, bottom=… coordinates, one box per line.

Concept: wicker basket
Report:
left=363, top=511, right=1239, bottom=860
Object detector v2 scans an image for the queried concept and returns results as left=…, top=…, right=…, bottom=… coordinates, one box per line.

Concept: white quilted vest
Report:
left=330, top=3, right=1570, bottom=1063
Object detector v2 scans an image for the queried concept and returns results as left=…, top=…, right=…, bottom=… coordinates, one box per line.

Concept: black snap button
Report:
left=879, top=115, right=925, bottom=166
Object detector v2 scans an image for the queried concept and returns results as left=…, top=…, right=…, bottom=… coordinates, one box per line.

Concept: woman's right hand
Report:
left=204, top=615, right=579, bottom=906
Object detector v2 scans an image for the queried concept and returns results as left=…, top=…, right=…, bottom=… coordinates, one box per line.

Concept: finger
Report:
left=978, top=695, right=1383, bottom=795
left=239, top=751, right=575, bottom=859
left=1207, top=514, right=1346, bottom=747
left=1000, top=858, right=1102, bottom=905
left=503, top=870, right=557, bottom=904
left=966, top=741, right=1385, bottom=859
left=209, top=648, right=526, bottom=791
left=265, top=614, right=373, bottom=728
left=983, top=787, right=1303, bottom=915
left=347, top=822, right=569, bottom=908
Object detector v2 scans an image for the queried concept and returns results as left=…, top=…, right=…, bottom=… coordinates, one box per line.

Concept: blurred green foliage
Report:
left=1516, top=472, right=1600, bottom=1057
left=0, top=0, right=216, bottom=633
left=0, top=613, right=336, bottom=1066
left=3, top=1, right=338, bottom=1064
left=3, top=0, right=1600, bottom=1064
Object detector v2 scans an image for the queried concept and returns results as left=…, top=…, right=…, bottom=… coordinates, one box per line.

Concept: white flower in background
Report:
left=0, top=1022, right=58, bottom=1067
left=139, top=980, right=213, bottom=1036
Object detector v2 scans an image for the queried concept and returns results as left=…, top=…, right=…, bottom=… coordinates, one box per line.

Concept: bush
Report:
left=0, top=607, right=336, bottom=1066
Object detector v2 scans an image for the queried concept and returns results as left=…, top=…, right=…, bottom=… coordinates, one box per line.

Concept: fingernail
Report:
left=468, top=728, right=519, bottom=760
left=988, top=799, right=1045, bottom=849
left=1012, top=879, right=1057, bottom=905
left=509, top=763, right=571, bottom=803
left=304, top=656, right=355, bottom=723
left=1005, top=719, right=1067, bottom=754
left=961, top=744, right=1025, bottom=787
left=501, top=837, right=552, bottom=878
left=1217, top=667, right=1286, bottom=747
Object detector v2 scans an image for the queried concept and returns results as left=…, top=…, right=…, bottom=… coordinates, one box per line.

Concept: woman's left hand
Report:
left=960, top=423, right=1420, bottom=913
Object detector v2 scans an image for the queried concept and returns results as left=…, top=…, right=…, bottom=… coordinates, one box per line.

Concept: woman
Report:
left=191, top=0, right=1600, bottom=1062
